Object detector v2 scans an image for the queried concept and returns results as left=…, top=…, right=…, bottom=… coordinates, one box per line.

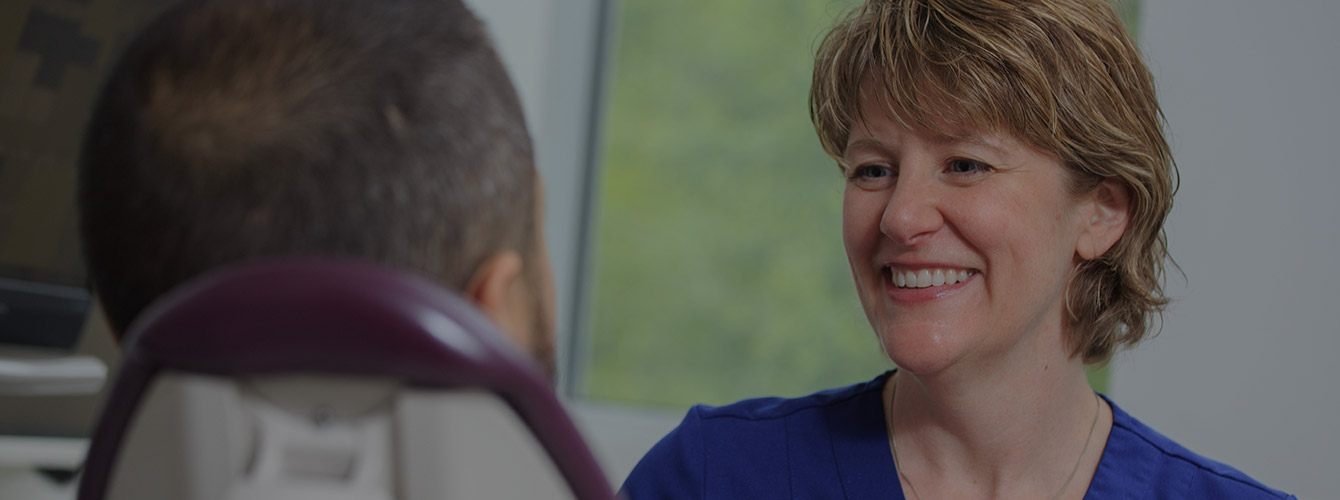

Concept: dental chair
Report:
left=75, top=259, right=615, bottom=500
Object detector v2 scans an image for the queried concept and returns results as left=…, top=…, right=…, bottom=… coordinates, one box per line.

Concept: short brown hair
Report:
left=810, top=0, right=1175, bottom=363
left=80, top=0, right=536, bottom=334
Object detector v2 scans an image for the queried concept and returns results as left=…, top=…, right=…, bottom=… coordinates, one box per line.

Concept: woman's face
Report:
left=842, top=100, right=1099, bottom=375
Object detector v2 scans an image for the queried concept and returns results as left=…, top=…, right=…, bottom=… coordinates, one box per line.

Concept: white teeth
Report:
left=890, top=267, right=974, bottom=289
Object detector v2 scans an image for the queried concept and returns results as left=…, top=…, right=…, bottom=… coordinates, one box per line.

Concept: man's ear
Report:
left=464, top=250, right=526, bottom=346
left=1076, top=179, right=1131, bottom=261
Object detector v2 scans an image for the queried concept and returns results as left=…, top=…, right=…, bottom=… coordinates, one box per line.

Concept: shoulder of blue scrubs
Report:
left=619, top=373, right=889, bottom=500
left=1091, top=395, right=1296, bottom=500
left=619, top=404, right=706, bottom=500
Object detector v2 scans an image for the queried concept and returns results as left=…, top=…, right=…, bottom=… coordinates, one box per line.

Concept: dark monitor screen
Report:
left=0, top=275, right=90, bottom=351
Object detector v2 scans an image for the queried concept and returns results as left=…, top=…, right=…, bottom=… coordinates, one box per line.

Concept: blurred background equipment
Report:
left=0, top=1, right=170, bottom=498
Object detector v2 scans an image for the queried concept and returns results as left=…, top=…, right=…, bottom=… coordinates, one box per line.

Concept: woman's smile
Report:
left=882, top=264, right=979, bottom=303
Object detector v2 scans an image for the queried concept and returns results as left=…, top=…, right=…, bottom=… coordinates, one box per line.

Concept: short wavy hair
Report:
left=810, top=0, right=1175, bottom=363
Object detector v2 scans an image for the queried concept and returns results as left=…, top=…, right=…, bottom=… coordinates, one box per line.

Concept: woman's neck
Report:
left=885, top=342, right=1111, bottom=498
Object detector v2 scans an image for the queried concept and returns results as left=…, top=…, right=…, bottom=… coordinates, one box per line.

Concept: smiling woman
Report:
left=619, top=0, right=1294, bottom=498
left=838, top=120, right=1124, bottom=377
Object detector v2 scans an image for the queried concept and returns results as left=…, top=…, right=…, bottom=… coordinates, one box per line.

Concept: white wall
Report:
left=1112, top=2, right=1340, bottom=497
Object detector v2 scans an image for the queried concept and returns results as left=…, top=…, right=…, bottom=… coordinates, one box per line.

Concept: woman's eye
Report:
left=854, top=165, right=892, bottom=178
left=848, top=164, right=896, bottom=189
left=946, top=158, right=992, bottom=175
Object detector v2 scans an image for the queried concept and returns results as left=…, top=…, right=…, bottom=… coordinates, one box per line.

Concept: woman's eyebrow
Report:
left=844, top=138, right=893, bottom=156
left=933, top=132, right=1011, bottom=156
left=845, top=134, right=1012, bottom=159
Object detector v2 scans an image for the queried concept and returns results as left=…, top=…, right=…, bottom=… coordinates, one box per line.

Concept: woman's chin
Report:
left=878, top=329, right=972, bottom=376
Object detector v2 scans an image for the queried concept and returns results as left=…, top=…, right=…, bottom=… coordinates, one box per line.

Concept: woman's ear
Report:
left=1076, top=179, right=1131, bottom=260
left=464, top=250, right=526, bottom=345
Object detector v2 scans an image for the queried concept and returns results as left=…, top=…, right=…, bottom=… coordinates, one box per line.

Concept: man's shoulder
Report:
left=1103, top=397, right=1294, bottom=499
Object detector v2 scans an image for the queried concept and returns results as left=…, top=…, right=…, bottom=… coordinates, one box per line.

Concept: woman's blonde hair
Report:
left=810, top=0, right=1175, bottom=363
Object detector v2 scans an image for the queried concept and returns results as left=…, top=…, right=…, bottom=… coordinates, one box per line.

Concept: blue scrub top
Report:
left=621, top=372, right=1293, bottom=499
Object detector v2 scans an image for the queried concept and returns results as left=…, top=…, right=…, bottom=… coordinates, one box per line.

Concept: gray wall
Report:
left=1113, top=2, right=1340, bottom=497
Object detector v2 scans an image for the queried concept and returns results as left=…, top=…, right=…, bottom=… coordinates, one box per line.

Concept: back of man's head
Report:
left=80, top=0, right=540, bottom=338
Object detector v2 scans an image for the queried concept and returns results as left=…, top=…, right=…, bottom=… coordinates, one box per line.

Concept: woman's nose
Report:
left=879, top=172, right=945, bottom=245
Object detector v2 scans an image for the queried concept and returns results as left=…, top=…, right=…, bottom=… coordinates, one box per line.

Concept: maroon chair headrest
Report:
left=77, top=258, right=614, bottom=500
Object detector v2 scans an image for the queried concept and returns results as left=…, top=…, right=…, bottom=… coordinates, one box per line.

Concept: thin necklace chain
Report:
left=884, top=374, right=1102, bottom=500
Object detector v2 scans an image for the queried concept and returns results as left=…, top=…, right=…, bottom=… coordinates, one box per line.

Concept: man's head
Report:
left=79, top=0, right=555, bottom=374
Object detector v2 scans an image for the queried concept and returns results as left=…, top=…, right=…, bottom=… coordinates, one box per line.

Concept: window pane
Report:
left=580, top=0, right=881, bottom=409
